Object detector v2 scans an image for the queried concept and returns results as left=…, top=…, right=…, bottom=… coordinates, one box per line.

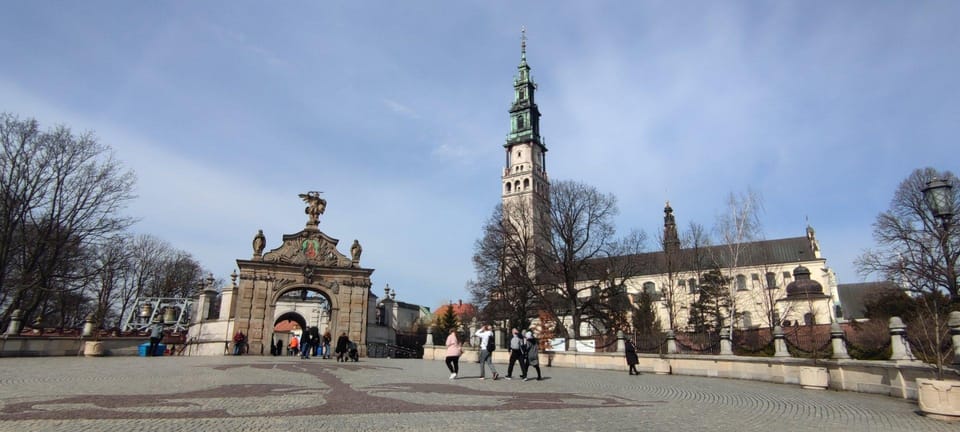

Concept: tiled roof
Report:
left=587, top=237, right=820, bottom=279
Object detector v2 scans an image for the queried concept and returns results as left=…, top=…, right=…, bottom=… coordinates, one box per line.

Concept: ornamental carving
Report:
left=262, top=232, right=351, bottom=268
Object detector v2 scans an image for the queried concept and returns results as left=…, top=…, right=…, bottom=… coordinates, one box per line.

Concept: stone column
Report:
left=616, top=330, right=625, bottom=352
left=949, top=311, right=960, bottom=366
left=773, top=326, right=790, bottom=357
left=666, top=330, right=678, bottom=354
left=426, top=326, right=435, bottom=346
left=719, top=327, right=733, bottom=356
left=830, top=322, right=850, bottom=359
left=888, top=316, right=915, bottom=361
left=4, top=309, right=22, bottom=335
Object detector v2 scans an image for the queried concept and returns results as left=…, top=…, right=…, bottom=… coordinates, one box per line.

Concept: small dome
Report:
left=785, top=265, right=824, bottom=298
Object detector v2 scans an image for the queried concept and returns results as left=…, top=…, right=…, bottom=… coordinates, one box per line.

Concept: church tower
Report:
left=501, top=28, right=550, bottom=262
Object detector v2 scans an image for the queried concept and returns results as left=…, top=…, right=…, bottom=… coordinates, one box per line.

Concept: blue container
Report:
left=138, top=342, right=166, bottom=357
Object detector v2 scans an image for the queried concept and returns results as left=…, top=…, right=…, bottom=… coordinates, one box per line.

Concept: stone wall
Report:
left=422, top=345, right=947, bottom=401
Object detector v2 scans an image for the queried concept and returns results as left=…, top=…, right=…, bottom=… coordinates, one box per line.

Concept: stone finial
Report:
left=5, top=309, right=23, bottom=335
left=830, top=322, right=850, bottom=359
left=949, top=311, right=960, bottom=329
left=252, top=229, right=266, bottom=257
left=889, top=316, right=906, bottom=333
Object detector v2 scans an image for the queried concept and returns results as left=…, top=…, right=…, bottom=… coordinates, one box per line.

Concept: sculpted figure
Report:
left=351, top=239, right=362, bottom=263
left=252, top=229, right=266, bottom=256
left=298, top=191, right=327, bottom=226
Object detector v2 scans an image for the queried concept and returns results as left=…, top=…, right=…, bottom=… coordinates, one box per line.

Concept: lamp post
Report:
left=921, top=177, right=956, bottom=302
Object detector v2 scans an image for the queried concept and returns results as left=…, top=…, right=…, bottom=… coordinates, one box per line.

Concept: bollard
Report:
left=773, top=326, right=790, bottom=357
left=719, top=327, right=733, bottom=356
left=888, top=316, right=915, bottom=361
left=830, top=322, right=850, bottom=359
left=666, top=330, right=678, bottom=354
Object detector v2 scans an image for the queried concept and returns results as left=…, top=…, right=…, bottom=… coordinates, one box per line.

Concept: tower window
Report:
left=517, top=115, right=525, bottom=128
left=505, top=183, right=512, bottom=193
left=523, top=178, right=530, bottom=190
left=519, top=89, right=526, bottom=100
left=517, top=151, right=522, bottom=158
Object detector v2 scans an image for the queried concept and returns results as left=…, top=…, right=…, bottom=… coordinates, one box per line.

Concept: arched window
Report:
left=803, top=312, right=814, bottom=326
left=736, top=274, right=747, bottom=291
left=523, top=178, right=530, bottom=190
left=505, top=182, right=512, bottom=193
left=514, top=181, right=520, bottom=191
left=517, top=115, right=525, bottom=128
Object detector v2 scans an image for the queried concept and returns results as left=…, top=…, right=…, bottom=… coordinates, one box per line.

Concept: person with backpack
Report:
left=505, top=328, right=525, bottom=380
left=474, top=324, right=499, bottom=380
left=521, top=330, right=542, bottom=381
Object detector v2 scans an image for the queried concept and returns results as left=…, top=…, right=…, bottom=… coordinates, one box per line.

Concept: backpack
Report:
left=486, top=337, right=495, bottom=352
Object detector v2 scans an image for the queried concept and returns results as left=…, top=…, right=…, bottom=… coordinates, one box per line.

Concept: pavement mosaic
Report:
left=0, top=355, right=953, bottom=431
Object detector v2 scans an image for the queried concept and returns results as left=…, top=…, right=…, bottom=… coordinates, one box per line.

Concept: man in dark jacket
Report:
left=335, top=332, right=351, bottom=362
left=505, top=328, right=526, bottom=379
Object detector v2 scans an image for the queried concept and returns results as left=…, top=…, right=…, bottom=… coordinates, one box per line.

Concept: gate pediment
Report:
left=262, top=230, right=351, bottom=268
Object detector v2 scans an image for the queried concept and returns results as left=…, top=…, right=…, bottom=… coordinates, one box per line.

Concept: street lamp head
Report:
left=922, top=177, right=954, bottom=221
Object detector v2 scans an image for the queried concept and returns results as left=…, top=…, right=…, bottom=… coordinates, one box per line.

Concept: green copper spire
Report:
left=506, top=26, right=543, bottom=148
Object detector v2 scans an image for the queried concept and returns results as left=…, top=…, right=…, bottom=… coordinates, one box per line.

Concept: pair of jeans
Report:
left=479, top=350, right=498, bottom=377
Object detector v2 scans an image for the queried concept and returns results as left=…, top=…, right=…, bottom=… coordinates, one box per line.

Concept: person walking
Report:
left=288, top=334, right=299, bottom=357
left=474, top=325, right=499, bottom=380
left=505, top=328, right=525, bottom=380
left=444, top=328, right=463, bottom=379
left=625, top=339, right=640, bottom=375
left=147, top=321, right=163, bottom=357
left=335, top=331, right=350, bottom=362
left=321, top=330, right=332, bottom=359
left=300, top=330, right=313, bottom=359
left=521, top=331, right=542, bottom=381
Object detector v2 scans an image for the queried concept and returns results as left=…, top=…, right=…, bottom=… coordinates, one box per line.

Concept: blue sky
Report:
left=2, top=2, right=958, bottom=309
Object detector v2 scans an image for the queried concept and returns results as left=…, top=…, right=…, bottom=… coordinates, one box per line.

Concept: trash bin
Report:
left=138, top=342, right=166, bottom=357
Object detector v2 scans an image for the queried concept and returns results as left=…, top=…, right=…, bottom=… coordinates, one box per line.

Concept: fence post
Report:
left=666, top=330, right=678, bottom=354
left=949, top=311, right=960, bottom=366
left=4, top=309, right=22, bottom=335
left=719, top=327, right=733, bottom=356
left=773, top=325, right=790, bottom=357
left=616, top=330, right=625, bottom=352
left=888, top=316, right=915, bottom=361
left=829, top=322, right=850, bottom=359
left=426, top=326, right=435, bottom=346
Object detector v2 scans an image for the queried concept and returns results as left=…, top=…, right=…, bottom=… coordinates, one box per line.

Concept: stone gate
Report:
left=188, top=192, right=373, bottom=356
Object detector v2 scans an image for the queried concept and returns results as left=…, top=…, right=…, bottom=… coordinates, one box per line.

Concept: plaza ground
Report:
left=0, top=355, right=953, bottom=431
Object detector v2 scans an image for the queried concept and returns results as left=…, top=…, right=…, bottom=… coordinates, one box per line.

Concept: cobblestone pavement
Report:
left=0, top=356, right=953, bottom=432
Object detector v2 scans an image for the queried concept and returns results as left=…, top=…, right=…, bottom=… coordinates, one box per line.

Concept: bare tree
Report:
left=713, top=189, right=764, bottom=334
left=469, top=203, right=540, bottom=330
left=857, top=168, right=959, bottom=301
left=535, top=180, right=619, bottom=343
left=0, top=114, right=136, bottom=327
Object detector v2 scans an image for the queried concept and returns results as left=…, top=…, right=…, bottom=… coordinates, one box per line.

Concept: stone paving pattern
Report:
left=0, top=356, right=953, bottom=431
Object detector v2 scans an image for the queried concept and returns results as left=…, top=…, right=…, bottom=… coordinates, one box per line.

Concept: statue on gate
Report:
left=299, top=191, right=327, bottom=227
